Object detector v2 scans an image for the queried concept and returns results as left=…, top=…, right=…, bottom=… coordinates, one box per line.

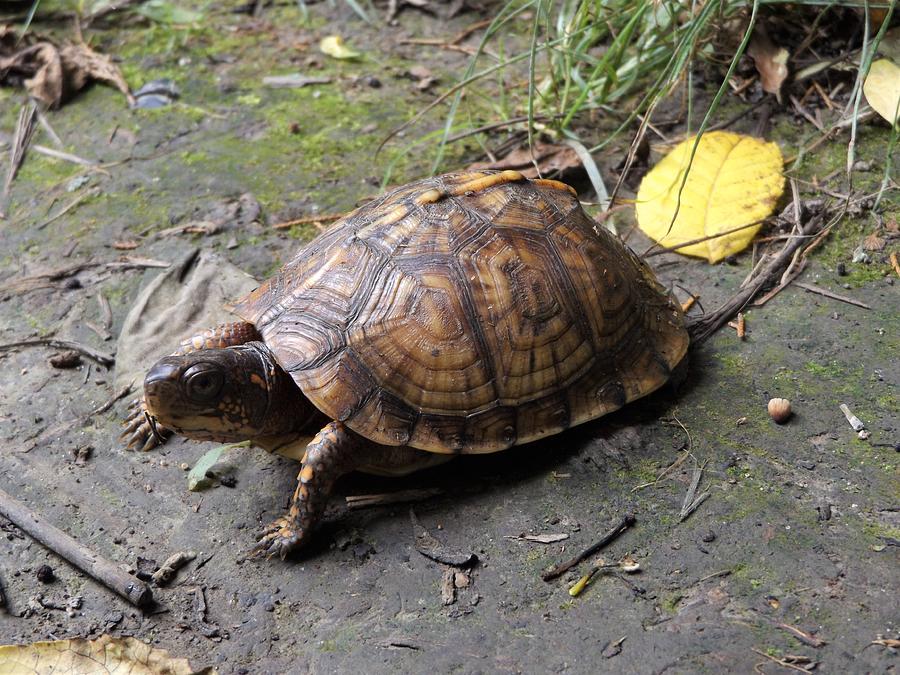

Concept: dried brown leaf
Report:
left=0, top=635, right=214, bottom=674
left=747, top=26, right=789, bottom=101
left=469, top=142, right=581, bottom=179
left=0, top=30, right=132, bottom=108
left=60, top=43, right=135, bottom=106
left=863, top=233, right=885, bottom=251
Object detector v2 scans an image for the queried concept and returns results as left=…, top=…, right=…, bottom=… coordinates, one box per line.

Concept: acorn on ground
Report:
left=768, top=398, right=792, bottom=424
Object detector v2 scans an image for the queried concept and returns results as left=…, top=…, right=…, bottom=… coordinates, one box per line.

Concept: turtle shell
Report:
left=234, top=170, right=688, bottom=454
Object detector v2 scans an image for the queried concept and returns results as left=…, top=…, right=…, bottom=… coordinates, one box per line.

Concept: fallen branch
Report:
left=0, top=256, right=169, bottom=293
left=0, top=338, right=114, bottom=367
left=542, top=513, right=636, bottom=581
left=687, top=215, right=825, bottom=343
left=0, top=487, right=152, bottom=608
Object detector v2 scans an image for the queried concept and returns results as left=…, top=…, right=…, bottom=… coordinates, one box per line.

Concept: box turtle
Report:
left=125, top=170, right=688, bottom=558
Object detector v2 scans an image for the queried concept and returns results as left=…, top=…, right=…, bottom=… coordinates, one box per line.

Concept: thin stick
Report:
left=753, top=259, right=807, bottom=307
left=346, top=488, right=442, bottom=509
left=399, top=18, right=493, bottom=47
left=643, top=219, right=768, bottom=257
left=794, top=282, right=871, bottom=309
left=0, top=101, right=38, bottom=218
left=0, top=487, right=153, bottom=608
left=679, top=461, right=710, bottom=522
left=0, top=338, right=114, bottom=367
left=272, top=212, right=345, bottom=230
left=16, top=384, right=131, bottom=453
left=541, top=513, right=636, bottom=581
left=749, top=648, right=814, bottom=674
left=37, top=187, right=101, bottom=230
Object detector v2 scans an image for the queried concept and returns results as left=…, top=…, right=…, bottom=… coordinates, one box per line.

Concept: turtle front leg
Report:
left=122, top=321, right=261, bottom=451
left=253, top=422, right=435, bottom=559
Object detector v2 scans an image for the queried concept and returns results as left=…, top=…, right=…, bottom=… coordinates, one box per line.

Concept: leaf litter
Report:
left=0, top=27, right=133, bottom=108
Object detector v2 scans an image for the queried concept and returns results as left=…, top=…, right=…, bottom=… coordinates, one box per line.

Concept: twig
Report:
left=643, top=219, right=768, bottom=257
left=541, top=513, right=636, bottom=581
left=679, top=461, right=710, bottom=522
left=778, top=622, right=827, bottom=647
left=35, top=109, right=63, bottom=148
left=97, top=291, right=112, bottom=329
left=680, top=295, right=699, bottom=313
left=16, top=383, right=131, bottom=453
left=698, top=569, right=732, bottom=583
left=271, top=212, right=345, bottom=230
left=753, top=259, right=807, bottom=307
left=399, top=18, right=493, bottom=47
left=0, top=133, right=97, bottom=166
left=0, top=101, right=38, bottom=219
left=793, top=282, right=871, bottom=309
left=750, top=648, right=816, bottom=673
left=151, top=551, right=196, bottom=586
left=37, top=187, right=101, bottom=230
left=0, top=338, right=114, bottom=367
left=0, top=256, right=169, bottom=294
left=0, top=487, right=152, bottom=608
left=346, top=488, right=442, bottom=509
left=632, top=450, right=689, bottom=492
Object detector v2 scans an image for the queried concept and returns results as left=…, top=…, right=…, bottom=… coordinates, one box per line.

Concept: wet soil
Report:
left=0, top=3, right=897, bottom=673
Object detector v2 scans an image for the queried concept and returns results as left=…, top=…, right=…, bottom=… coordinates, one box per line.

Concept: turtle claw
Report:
left=251, top=517, right=303, bottom=560
left=121, top=397, right=171, bottom=451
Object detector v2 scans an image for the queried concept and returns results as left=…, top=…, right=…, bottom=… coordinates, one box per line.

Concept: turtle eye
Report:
left=183, top=364, right=224, bottom=402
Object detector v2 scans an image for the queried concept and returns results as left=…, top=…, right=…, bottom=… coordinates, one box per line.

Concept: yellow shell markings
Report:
left=636, top=131, right=785, bottom=263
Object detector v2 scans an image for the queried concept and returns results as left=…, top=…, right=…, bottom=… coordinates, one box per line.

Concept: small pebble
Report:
left=36, top=565, right=55, bottom=583
left=798, top=459, right=816, bottom=470
left=701, top=530, right=716, bottom=543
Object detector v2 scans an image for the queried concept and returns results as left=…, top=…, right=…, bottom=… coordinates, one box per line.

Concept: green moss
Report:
left=660, top=592, right=682, bottom=614
left=804, top=360, right=844, bottom=377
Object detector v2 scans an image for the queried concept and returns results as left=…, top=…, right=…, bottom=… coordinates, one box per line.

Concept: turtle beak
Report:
left=144, top=360, right=181, bottom=389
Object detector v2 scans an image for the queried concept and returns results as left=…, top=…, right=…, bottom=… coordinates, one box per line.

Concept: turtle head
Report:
left=143, top=341, right=315, bottom=444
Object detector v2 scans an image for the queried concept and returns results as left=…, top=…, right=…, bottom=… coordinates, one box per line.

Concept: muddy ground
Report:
left=0, top=2, right=897, bottom=674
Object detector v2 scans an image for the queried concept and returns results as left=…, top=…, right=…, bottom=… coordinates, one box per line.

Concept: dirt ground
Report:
left=0, top=3, right=897, bottom=674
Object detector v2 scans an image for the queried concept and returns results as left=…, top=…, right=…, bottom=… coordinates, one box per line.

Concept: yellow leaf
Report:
left=0, top=635, right=214, bottom=674
left=636, top=131, right=785, bottom=263
left=319, top=35, right=361, bottom=60
left=863, top=59, right=900, bottom=126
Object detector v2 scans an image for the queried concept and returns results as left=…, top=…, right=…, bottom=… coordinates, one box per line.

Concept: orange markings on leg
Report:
left=299, top=465, right=315, bottom=482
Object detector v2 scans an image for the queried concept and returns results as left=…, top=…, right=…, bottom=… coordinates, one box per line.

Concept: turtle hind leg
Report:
left=252, top=421, right=434, bottom=559
left=122, top=321, right=261, bottom=451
